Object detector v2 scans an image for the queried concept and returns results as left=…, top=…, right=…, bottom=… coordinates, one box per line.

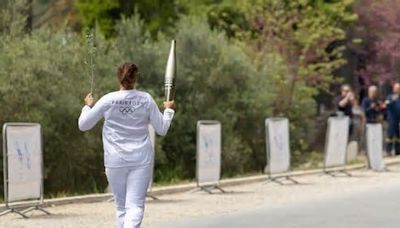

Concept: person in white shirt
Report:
left=78, top=62, right=175, bottom=228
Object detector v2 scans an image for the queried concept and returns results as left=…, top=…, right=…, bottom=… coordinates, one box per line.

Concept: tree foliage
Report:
left=353, top=0, right=400, bottom=85
left=76, top=0, right=182, bottom=37
left=114, top=16, right=272, bottom=179
left=0, top=7, right=272, bottom=194
left=237, top=0, right=357, bottom=158
left=0, top=0, right=359, bottom=196
left=244, top=0, right=356, bottom=114
left=0, top=0, right=28, bottom=37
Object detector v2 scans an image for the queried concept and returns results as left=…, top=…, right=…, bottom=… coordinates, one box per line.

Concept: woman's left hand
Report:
left=163, top=100, right=176, bottom=110
left=84, top=93, right=95, bottom=107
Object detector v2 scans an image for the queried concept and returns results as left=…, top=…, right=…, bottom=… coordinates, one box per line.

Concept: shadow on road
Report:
left=349, top=173, right=374, bottom=178
left=20, top=212, right=78, bottom=220
left=262, top=180, right=314, bottom=186
left=209, top=190, right=253, bottom=195
left=146, top=199, right=188, bottom=204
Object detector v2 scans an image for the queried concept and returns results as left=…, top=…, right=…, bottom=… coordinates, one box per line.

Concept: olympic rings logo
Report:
left=119, top=106, right=135, bottom=115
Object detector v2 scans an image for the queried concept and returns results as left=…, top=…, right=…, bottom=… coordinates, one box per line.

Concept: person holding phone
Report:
left=362, top=85, right=384, bottom=124
left=336, top=84, right=355, bottom=136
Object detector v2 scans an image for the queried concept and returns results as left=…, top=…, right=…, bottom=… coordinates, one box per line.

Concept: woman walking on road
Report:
left=78, top=63, right=175, bottom=228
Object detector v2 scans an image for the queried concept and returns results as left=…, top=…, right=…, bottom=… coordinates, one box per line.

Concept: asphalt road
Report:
left=2, top=164, right=400, bottom=228
left=159, top=177, right=400, bottom=228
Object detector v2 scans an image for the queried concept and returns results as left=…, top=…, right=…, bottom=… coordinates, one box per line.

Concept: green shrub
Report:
left=0, top=2, right=334, bottom=196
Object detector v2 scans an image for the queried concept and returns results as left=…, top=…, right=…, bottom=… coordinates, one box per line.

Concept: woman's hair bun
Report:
left=117, top=63, right=138, bottom=89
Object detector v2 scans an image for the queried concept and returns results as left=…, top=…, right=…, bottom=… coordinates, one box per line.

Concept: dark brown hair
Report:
left=117, top=63, right=139, bottom=90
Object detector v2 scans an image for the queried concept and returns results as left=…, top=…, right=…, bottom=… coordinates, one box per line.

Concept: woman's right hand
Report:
left=164, top=100, right=175, bottom=110
left=84, top=93, right=95, bottom=107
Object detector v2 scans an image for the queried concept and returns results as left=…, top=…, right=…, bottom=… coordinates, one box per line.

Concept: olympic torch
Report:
left=164, top=40, right=176, bottom=101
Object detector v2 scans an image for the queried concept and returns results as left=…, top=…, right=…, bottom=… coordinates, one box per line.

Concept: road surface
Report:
left=1, top=164, right=399, bottom=228
left=158, top=173, right=400, bottom=228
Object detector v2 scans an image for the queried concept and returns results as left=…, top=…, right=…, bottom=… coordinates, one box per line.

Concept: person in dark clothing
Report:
left=362, top=85, right=384, bottom=124
left=385, top=83, right=400, bottom=156
left=336, top=84, right=355, bottom=135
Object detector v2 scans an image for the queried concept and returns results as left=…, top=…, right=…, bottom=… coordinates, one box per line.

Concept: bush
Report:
left=0, top=4, right=321, bottom=197
left=115, top=16, right=272, bottom=180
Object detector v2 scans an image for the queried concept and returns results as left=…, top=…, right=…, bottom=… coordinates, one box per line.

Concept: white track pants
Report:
left=106, top=165, right=151, bottom=228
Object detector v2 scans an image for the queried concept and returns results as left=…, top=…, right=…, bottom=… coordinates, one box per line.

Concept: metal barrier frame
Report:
left=265, top=118, right=298, bottom=185
left=323, top=117, right=352, bottom=177
left=194, top=120, right=225, bottom=194
left=0, top=123, right=50, bottom=218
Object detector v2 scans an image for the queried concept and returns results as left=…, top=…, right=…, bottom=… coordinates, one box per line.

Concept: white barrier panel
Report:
left=324, top=116, right=349, bottom=168
left=196, top=121, right=221, bottom=187
left=366, top=123, right=385, bottom=171
left=265, top=118, right=290, bottom=174
left=3, top=123, right=42, bottom=202
left=147, top=125, right=156, bottom=192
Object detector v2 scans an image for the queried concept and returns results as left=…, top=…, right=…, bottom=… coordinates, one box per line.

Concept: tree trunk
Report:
left=25, top=0, right=33, bottom=33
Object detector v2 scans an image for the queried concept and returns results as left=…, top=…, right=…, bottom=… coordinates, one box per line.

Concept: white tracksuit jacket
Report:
left=78, top=89, right=175, bottom=167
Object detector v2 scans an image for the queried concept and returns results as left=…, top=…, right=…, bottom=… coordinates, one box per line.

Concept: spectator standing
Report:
left=362, top=85, right=384, bottom=124
left=385, top=83, right=400, bottom=156
left=336, top=84, right=355, bottom=136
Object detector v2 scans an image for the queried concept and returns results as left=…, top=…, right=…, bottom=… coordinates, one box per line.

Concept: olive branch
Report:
left=84, top=29, right=97, bottom=94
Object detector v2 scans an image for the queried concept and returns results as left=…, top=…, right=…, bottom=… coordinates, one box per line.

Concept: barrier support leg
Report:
left=201, top=186, right=213, bottom=194
left=0, top=208, right=29, bottom=218
left=146, top=193, right=159, bottom=200
left=285, top=176, right=299, bottom=184
left=216, top=186, right=226, bottom=192
left=20, top=205, right=51, bottom=217
left=190, top=185, right=226, bottom=194
left=324, top=169, right=352, bottom=177
left=264, top=175, right=299, bottom=185
left=340, top=169, right=352, bottom=177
